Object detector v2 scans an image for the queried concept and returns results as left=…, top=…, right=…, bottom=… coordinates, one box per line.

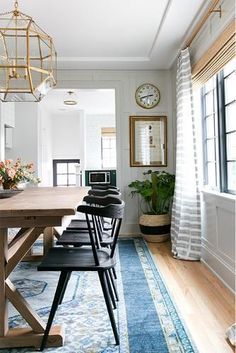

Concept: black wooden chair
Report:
left=37, top=201, right=125, bottom=351
left=91, top=185, right=120, bottom=191
left=60, top=195, right=123, bottom=244
left=57, top=195, right=122, bottom=306
left=88, top=189, right=121, bottom=197
left=66, top=193, right=121, bottom=233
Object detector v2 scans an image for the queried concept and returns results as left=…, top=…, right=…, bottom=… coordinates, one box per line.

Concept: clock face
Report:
left=135, top=83, right=160, bottom=109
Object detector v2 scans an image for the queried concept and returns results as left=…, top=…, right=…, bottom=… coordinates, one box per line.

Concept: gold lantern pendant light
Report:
left=0, top=0, right=57, bottom=102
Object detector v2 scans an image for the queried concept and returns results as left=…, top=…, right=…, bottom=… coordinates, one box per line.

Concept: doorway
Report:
left=39, top=89, right=116, bottom=186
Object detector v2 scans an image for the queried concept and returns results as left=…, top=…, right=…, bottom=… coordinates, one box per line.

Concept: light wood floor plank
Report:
left=148, top=241, right=235, bottom=353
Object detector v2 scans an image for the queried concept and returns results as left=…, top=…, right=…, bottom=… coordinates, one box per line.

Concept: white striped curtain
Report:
left=171, top=48, right=201, bottom=260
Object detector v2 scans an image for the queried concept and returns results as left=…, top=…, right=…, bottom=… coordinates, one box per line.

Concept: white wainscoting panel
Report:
left=202, top=190, right=235, bottom=292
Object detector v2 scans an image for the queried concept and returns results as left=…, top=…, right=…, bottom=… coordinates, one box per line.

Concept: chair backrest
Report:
left=91, top=185, right=119, bottom=191
left=83, top=195, right=122, bottom=206
left=88, top=189, right=121, bottom=197
left=77, top=202, right=125, bottom=264
left=82, top=195, right=123, bottom=242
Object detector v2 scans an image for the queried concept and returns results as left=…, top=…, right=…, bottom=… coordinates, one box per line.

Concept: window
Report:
left=202, top=59, right=236, bottom=194
left=101, top=128, right=116, bottom=169
left=53, top=159, right=80, bottom=187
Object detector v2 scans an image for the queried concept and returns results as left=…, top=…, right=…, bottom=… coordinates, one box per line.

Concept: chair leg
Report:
left=108, top=269, right=119, bottom=302
left=105, top=271, right=116, bottom=309
left=58, top=272, right=72, bottom=305
left=98, top=271, right=119, bottom=346
left=111, top=267, right=117, bottom=279
left=40, top=271, right=71, bottom=351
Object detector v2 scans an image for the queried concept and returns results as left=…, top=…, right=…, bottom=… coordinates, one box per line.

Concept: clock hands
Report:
left=140, top=94, right=154, bottom=100
left=135, top=84, right=160, bottom=108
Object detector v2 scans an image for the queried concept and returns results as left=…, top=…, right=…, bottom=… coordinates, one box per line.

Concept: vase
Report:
left=2, top=181, right=18, bottom=190
left=139, top=214, right=171, bottom=243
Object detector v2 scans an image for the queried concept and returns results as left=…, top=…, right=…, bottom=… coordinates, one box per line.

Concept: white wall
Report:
left=201, top=192, right=235, bottom=291
left=54, top=69, right=174, bottom=234
left=85, top=113, right=115, bottom=170
left=51, top=112, right=81, bottom=160
left=38, top=108, right=86, bottom=186
left=38, top=105, right=53, bottom=186
left=6, top=103, right=39, bottom=175
left=0, top=102, right=15, bottom=160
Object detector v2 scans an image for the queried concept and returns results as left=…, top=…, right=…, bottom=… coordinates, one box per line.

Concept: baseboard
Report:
left=119, top=233, right=142, bottom=238
left=121, top=223, right=140, bottom=234
left=201, top=244, right=235, bottom=293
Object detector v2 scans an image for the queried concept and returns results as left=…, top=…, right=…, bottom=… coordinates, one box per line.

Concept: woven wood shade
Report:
left=101, top=127, right=116, bottom=137
left=192, top=20, right=236, bottom=85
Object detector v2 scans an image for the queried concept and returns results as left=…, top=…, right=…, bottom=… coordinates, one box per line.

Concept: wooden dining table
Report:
left=0, top=186, right=89, bottom=349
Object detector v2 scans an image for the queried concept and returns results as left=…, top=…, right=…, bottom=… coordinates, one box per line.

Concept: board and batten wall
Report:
left=188, top=0, right=236, bottom=292
left=0, top=69, right=174, bottom=235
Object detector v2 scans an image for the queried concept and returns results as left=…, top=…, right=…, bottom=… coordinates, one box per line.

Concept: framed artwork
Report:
left=129, top=116, right=167, bottom=167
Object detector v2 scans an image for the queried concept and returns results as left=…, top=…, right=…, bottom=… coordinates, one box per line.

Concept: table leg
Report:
left=0, top=228, right=8, bottom=336
left=43, top=227, right=54, bottom=255
left=0, top=226, right=65, bottom=349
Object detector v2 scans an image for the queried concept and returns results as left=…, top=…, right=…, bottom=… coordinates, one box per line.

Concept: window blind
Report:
left=101, top=127, right=116, bottom=137
left=192, top=20, right=235, bottom=85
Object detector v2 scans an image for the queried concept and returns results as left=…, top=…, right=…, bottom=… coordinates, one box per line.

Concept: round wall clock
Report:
left=135, top=83, right=160, bottom=109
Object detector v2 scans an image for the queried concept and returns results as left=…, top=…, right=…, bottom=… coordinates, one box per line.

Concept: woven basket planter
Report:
left=139, top=214, right=171, bottom=243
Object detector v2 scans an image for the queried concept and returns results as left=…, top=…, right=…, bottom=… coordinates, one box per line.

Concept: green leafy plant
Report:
left=128, top=170, right=175, bottom=215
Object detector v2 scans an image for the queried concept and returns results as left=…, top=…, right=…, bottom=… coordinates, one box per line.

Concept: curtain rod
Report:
left=184, top=0, right=222, bottom=49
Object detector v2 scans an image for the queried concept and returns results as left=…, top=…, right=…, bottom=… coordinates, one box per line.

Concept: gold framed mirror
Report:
left=129, top=116, right=167, bottom=167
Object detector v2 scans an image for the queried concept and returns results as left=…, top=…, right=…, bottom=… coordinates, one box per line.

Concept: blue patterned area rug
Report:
left=5, top=238, right=198, bottom=353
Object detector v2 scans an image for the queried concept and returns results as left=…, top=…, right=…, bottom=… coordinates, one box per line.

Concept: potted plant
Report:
left=128, top=170, right=175, bottom=242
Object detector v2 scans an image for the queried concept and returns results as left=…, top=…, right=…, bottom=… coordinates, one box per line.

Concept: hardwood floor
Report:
left=147, top=241, right=235, bottom=353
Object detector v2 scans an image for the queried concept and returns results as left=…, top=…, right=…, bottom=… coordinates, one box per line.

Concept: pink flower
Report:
left=6, top=168, right=16, bottom=179
left=0, top=159, right=40, bottom=187
left=5, top=159, right=12, bottom=166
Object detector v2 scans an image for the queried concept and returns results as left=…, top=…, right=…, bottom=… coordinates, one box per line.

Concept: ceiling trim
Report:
left=57, top=57, right=150, bottom=62
left=168, top=0, right=213, bottom=69
left=178, top=0, right=213, bottom=51
left=148, top=0, right=173, bottom=58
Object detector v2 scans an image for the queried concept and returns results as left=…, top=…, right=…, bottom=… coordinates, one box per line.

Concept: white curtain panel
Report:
left=171, top=48, right=201, bottom=260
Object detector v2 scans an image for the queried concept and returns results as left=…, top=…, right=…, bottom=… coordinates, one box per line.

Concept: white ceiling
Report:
left=41, top=89, right=116, bottom=115
left=1, top=0, right=210, bottom=70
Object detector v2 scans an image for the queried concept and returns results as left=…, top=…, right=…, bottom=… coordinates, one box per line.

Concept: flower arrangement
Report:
left=0, top=159, right=40, bottom=190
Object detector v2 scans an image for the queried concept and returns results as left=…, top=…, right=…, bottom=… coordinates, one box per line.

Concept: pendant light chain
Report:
left=14, top=0, right=19, bottom=78
left=14, top=0, right=19, bottom=10
left=13, top=0, right=20, bottom=17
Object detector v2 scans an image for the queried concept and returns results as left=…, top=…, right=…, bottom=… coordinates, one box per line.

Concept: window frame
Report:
left=101, top=127, right=116, bottom=169
left=53, top=159, right=80, bottom=187
left=201, top=81, right=218, bottom=189
left=201, top=65, right=236, bottom=195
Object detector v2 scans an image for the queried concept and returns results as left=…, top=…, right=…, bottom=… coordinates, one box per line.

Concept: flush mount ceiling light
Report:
left=0, top=0, right=57, bottom=102
left=63, top=91, right=78, bottom=105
